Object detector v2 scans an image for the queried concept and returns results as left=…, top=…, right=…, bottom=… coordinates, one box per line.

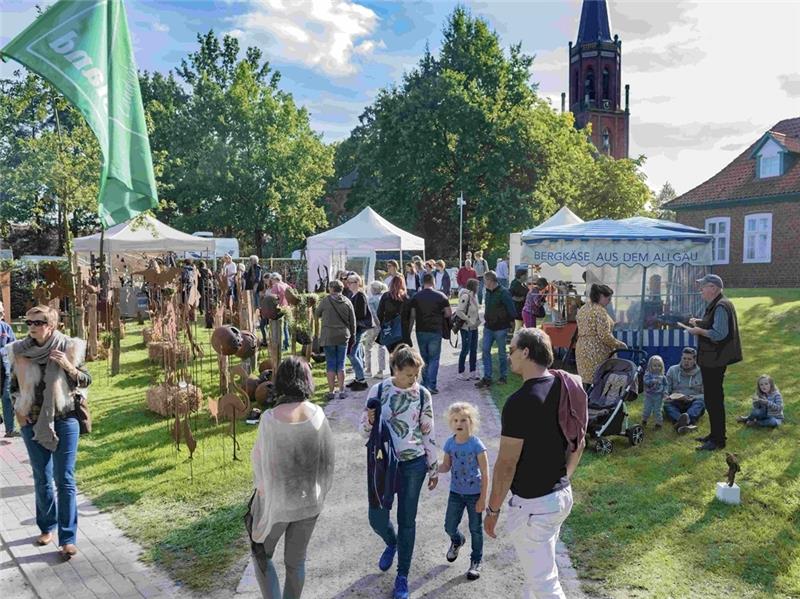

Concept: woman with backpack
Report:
left=377, top=276, right=413, bottom=353
left=455, top=278, right=481, bottom=381
left=248, top=356, right=335, bottom=599
left=361, top=345, right=439, bottom=599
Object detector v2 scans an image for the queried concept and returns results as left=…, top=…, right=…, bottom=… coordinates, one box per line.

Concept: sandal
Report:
left=35, top=532, right=53, bottom=546
left=60, top=544, right=78, bottom=559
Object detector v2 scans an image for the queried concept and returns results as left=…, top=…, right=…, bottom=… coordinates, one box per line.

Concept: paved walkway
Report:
left=0, top=437, right=193, bottom=599
left=235, top=340, right=589, bottom=598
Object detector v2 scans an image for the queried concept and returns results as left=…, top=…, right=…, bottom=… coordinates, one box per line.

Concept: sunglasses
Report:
left=25, top=319, right=47, bottom=327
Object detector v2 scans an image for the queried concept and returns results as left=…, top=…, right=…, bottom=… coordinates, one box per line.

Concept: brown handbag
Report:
left=74, top=395, right=92, bottom=435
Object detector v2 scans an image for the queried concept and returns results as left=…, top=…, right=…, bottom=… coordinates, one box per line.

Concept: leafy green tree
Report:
left=141, top=31, right=333, bottom=256
left=0, top=72, right=101, bottom=247
left=646, top=181, right=677, bottom=220
left=336, top=7, right=650, bottom=260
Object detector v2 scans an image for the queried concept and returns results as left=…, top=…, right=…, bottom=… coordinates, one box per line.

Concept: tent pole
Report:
left=638, top=265, right=647, bottom=353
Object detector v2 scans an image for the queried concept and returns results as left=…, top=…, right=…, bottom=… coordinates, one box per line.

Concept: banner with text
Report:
left=521, top=238, right=712, bottom=268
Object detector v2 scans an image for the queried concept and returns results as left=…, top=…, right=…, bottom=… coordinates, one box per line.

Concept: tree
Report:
left=647, top=181, right=677, bottom=220
left=335, top=7, right=651, bottom=259
left=141, top=31, right=333, bottom=257
left=0, top=72, right=101, bottom=248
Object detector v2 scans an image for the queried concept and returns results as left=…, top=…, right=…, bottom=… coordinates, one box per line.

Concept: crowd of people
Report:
left=0, top=253, right=783, bottom=599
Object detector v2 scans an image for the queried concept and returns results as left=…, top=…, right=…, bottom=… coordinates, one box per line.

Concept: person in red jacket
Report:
left=456, top=259, right=477, bottom=290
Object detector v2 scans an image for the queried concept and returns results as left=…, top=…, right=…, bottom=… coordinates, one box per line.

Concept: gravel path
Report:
left=236, top=341, right=589, bottom=598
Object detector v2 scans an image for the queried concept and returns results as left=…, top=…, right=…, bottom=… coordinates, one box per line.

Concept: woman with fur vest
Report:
left=7, top=305, right=91, bottom=559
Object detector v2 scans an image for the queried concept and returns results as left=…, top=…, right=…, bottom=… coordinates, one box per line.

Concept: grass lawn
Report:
left=56, top=323, right=333, bottom=591
left=490, top=288, right=800, bottom=598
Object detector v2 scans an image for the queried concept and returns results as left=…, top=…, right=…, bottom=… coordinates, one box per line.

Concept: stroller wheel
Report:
left=594, top=437, right=613, bottom=456
left=627, top=425, right=645, bottom=446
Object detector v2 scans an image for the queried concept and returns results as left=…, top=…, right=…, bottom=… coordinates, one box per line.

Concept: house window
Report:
left=584, top=68, right=595, bottom=104
left=705, top=217, right=730, bottom=265
left=760, top=155, right=780, bottom=178
left=602, top=68, right=610, bottom=100
left=743, top=213, right=772, bottom=263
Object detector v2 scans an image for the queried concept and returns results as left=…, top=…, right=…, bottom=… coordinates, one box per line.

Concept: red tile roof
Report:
left=666, top=117, right=800, bottom=209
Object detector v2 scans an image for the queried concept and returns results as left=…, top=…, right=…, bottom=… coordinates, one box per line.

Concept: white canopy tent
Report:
left=74, top=215, right=217, bottom=277
left=306, top=206, right=425, bottom=291
left=510, top=206, right=585, bottom=283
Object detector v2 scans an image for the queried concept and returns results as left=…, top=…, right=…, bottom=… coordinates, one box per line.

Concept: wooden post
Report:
left=219, top=354, right=229, bottom=396
left=111, top=297, right=121, bottom=375
left=87, top=293, right=98, bottom=360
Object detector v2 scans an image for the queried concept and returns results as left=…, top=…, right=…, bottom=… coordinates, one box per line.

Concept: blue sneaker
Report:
left=393, top=575, right=409, bottom=599
left=378, top=544, right=396, bottom=572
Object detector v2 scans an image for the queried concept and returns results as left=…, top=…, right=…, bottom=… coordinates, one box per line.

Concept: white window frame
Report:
left=743, top=213, right=773, bottom=264
left=759, top=155, right=780, bottom=178
left=705, top=216, right=730, bottom=265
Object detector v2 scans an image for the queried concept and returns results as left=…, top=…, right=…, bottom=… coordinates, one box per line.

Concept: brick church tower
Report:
left=565, top=0, right=630, bottom=159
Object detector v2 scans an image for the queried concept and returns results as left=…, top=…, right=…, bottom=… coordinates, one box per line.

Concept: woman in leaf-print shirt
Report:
left=361, top=345, right=438, bottom=599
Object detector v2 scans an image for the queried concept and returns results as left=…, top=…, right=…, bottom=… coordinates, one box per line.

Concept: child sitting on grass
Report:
left=438, top=402, right=488, bottom=581
left=737, top=374, right=784, bottom=427
left=642, top=355, right=667, bottom=429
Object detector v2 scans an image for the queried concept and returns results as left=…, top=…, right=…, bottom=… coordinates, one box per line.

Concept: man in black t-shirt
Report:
left=484, top=328, right=586, bottom=599
left=409, top=273, right=451, bottom=394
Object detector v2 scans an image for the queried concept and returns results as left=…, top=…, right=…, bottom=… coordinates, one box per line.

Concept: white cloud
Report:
left=152, top=20, right=170, bottom=33
left=519, top=1, right=800, bottom=195
left=228, top=0, right=382, bottom=77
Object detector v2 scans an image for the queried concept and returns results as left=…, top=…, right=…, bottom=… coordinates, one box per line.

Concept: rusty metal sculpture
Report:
left=726, top=452, right=740, bottom=487
left=217, top=364, right=251, bottom=461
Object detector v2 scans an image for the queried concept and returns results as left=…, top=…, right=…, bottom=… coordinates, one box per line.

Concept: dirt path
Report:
left=236, top=342, right=588, bottom=598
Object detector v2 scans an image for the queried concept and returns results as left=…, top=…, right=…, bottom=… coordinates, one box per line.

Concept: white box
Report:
left=716, top=482, right=741, bottom=505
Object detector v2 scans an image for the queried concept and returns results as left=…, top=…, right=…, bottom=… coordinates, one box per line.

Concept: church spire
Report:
left=576, top=0, right=612, bottom=44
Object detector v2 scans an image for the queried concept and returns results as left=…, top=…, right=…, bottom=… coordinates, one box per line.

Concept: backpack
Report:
left=366, top=381, right=426, bottom=510
left=180, top=267, right=194, bottom=293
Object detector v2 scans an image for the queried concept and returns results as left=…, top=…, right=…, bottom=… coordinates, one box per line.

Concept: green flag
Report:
left=1, top=0, right=158, bottom=228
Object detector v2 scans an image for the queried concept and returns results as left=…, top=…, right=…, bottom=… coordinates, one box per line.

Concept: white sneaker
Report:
left=375, top=371, right=385, bottom=379
left=471, top=371, right=481, bottom=380
left=364, top=371, right=373, bottom=379
left=457, top=373, right=470, bottom=381
left=338, top=390, right=347, bottom=399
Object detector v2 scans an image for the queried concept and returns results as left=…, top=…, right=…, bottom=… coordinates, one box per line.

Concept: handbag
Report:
left=451, top=293, right=471, bottom=334
left=74, top=394, right=92, bottom=435
left=378, top=315, right=402, bottom=347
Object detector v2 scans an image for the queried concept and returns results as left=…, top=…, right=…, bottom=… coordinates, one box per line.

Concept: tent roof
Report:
left=74, top=215, right=216, bottom=254
left=530, top=206, right=584, bottom=231
left=522, top=216, right=710, bottom=242
left=307, top=206, right=425, bottom=250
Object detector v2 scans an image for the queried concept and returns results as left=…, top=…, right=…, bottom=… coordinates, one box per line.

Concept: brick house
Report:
left=664, top=117, right=800, bottom=288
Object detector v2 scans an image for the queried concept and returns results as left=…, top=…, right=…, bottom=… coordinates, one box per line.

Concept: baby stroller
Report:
left=586, top=349, right=648, bottom=455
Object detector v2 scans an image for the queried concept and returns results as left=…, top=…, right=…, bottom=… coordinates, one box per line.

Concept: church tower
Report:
left=567, top=0, right=629, bottom=159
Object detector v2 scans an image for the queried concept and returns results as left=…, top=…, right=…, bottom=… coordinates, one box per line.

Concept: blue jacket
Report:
left=0, top=320, right=17, bottom=387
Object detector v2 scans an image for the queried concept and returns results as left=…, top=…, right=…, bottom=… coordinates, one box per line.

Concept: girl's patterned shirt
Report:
left=361, top=379, right=438, bottom=474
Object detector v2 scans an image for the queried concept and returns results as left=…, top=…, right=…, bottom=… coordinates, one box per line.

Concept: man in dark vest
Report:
left=686, top=274, right=742, bottom=451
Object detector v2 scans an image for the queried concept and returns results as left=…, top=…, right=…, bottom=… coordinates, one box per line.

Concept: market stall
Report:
left=521, top=216, right=713, bottom=368
left=306, top=206, right=425, bottom=292
left=511, top=206, right=585, bottom=282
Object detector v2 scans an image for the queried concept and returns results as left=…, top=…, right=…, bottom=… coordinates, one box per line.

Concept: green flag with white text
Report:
left=1, top=0, right=158, bottom=228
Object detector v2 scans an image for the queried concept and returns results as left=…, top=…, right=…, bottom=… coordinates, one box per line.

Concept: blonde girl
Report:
left=642, top=355, right=667, bottom=428
left=438, top=402, right=488, bottom=581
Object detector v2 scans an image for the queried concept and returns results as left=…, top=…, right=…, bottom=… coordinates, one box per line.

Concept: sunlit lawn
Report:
left=490, top=288, right=800, bottom=598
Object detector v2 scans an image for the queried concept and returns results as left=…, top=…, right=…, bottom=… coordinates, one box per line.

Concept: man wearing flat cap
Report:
left=686, top=274, right=742, bottom=451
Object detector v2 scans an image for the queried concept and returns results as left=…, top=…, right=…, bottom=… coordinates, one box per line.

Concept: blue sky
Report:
left=2, top=1, right=799, bottom=195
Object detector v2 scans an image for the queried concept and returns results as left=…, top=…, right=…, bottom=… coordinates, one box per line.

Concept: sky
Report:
left=1, top=0, right=799, bottom=196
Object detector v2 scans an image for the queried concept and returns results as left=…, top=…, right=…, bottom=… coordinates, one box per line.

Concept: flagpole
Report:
left=52, top=96, right=78, bottom=336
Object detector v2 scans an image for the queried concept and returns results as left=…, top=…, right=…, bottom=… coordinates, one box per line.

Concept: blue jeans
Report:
left=252, top=515, right=319, bottom=599
left=283, top=318, right=290, bottom=351
left=663, top=397, right=705, bottom=424
left=482, top=328, right=508, bottom=381
left=416, top=331, right=442, bottom=391
left=348, top=329, right=367, bottom=381
left=2, top=368, right=13, bottom=434
left=368, top=455, right=427, bottom=577
left=498, top=278, right=509, bottom=289
left=21, top=418, right=80, bottom=546
left=477, top=280, right=485, bottom=305
left=445, top=491, right=483, bottom=562
left=458, top=329, right=478, bottom=374
left=259, top=316, right=268, bottom=344
left=324, top=344, right=347, bottom=373
left=642, top=394, right=664, bottom=425
left=747, top=406, right=782, bottom=427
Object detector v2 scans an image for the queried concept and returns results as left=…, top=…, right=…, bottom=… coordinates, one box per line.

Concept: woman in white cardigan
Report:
left=247, top=356, right=335, bottom=599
